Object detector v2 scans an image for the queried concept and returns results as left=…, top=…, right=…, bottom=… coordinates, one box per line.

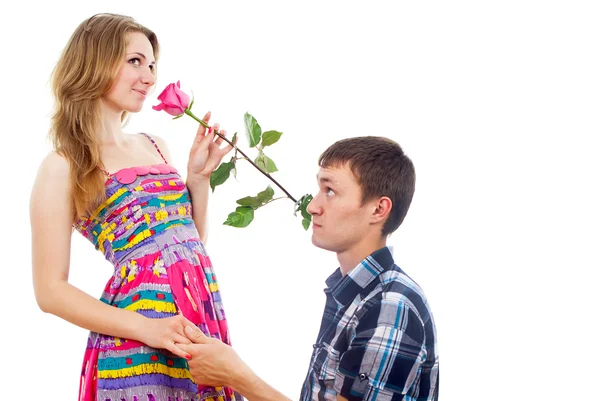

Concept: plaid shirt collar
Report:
left=325, top=246, right=395, bottom=306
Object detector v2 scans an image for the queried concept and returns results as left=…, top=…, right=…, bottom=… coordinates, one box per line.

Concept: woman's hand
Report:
left=137, top=315, right=195, bottom=360
left=187, top=111, right=235, bottom=184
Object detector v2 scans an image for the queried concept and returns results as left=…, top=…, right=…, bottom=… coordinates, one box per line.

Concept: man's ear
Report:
left=370, top=196, right=392, bottom=224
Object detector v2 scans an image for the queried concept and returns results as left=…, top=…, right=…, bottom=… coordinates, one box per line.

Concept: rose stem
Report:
left=184, top=109, right=298, bottom=203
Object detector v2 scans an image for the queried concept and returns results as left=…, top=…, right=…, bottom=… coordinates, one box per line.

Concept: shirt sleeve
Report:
left=333, top=296, right=430, bottom=401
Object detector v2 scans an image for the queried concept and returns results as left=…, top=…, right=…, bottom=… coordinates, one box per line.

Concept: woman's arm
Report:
left=30, top=152, right=193, bottom=359
left=181, top=112, right=234, bottom=245
left=186, top=177, right=211, bottom=244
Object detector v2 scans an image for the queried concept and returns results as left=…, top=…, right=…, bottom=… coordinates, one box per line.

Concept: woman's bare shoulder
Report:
left=30, top=151, right=74, bottom=224
left=30, top=152, right=71, bottom=202
left=139, top=132, right=173, bottom=164
left=35, top=151, right=70, bottom=181
left=144, top=132, right=168, bottom=147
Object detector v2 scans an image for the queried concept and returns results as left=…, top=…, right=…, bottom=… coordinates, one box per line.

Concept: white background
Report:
left=1, top=1, right=599, bottom=399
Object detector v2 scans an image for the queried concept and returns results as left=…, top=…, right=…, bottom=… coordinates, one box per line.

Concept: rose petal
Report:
left=163, top=105, right=185, bottom=117
left=153, top=82, right=190, bottom=116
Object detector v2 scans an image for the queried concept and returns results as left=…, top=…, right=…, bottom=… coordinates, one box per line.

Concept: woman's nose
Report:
left=141, top=68, right=155, bottom=86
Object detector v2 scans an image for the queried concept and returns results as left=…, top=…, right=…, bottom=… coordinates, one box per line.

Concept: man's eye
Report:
left=326, top=188, right=335, bottom=196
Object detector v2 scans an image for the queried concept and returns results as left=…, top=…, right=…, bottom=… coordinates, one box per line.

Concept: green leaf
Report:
left=302, top=218, right=311, bottom=230
left=223, top=206, right=255, bottom=228
left=236, top=186, right=274, bottom=210
left=210, top=160, right=235, bottom=192
left=172, top=113, right=184, bottom=120
left=261, top=130, right=283, bottom=147
left=236, top=196, right=263, bottom=209
left=188, top=92, right=195, bottom=111
left=254, top=153, right=278, bottom=173
left=256, top=185, right=275, bottom=203
left=244, top=112, right=262, bottom=148
left=295, top=194, right=313, bottom=230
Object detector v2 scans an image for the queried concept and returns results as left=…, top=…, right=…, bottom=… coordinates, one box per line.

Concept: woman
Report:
left=30, top=13, right=241, bottom=401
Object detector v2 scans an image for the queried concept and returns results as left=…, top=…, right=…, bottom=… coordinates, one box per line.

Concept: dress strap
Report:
left=139, top=132, right=168, bottom=164
left=98, top=166, right=110, bottom=176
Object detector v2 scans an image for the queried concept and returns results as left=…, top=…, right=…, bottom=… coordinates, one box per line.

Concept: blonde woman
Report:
left=30, top=13, right=241, bottom=401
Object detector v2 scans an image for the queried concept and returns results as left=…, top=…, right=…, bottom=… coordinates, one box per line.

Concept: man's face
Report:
left=307, top=163, right=375, bottom=253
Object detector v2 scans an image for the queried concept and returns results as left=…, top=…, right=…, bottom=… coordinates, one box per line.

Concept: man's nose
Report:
left=307, top=195, right=321, bottom=215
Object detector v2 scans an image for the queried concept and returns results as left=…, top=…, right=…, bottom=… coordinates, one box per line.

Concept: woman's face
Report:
left=102, top=32, right=156, bottom=114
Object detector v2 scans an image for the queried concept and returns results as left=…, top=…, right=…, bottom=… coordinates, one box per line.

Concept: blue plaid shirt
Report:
left=300, top=247, right=438, bottom=401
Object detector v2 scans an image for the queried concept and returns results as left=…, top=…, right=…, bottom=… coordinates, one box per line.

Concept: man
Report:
left=178, top=136, right=439, bottom=400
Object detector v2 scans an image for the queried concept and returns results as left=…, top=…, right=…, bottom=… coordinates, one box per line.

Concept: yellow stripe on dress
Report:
left=97, top=221, right=118, bottom=254
left=154, top=210, right=169, bottom=221
left=125, top=299, right=177, bottom=313
left=158, top=193, right=184, bottom=201
left=112, top=229, right=153, bottom=252
left=97, top=364, right=193, bottom=380
left=94, top=187, right=129, bottom=216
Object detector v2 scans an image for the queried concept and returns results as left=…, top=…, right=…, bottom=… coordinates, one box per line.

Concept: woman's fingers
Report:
left=193, top=112, right=212, bottom=146
left=166, top=341, right=191, bottom=360
left=173, top=333, right=191, bottom=345
left=214, top=129, right=225, bottom=145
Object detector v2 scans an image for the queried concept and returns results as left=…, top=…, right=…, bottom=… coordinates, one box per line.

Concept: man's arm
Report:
left=178, top=326, right=292, bottom=401
left=229, top=371, right=290, bottom=401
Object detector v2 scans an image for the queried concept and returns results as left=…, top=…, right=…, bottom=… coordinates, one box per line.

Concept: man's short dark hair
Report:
left=318, top=136, right=416, bottom=236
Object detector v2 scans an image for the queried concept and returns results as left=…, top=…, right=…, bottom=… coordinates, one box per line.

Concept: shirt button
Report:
left=359, top=373, right=368, bottom=381
left=313, top=344, right=319, bottom=349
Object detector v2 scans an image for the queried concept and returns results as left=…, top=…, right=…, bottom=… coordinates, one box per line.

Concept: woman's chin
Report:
left=124, top=104, right=143, bottom=113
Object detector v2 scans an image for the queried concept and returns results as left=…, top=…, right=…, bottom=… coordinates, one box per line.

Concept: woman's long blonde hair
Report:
left=50, top=13, right=159, bottom=220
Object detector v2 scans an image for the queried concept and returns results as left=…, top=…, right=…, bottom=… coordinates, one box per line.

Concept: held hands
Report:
left=187, top=111, right=235, bottom=185
left=137, top=315, right=195, bottom=360
left=176, top=325, right=246, bottom=388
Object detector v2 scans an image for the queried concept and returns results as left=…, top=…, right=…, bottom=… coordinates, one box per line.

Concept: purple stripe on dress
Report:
left=137, top=309, right=176, bottom=319
left=97, top=374, right=197, bottom=393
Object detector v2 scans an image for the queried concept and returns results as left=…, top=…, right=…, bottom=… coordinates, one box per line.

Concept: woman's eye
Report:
left=129, top=58, right=141, bottom=66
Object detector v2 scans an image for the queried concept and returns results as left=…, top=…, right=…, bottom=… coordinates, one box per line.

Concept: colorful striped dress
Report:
left=74, top=133, right=241, bottom=401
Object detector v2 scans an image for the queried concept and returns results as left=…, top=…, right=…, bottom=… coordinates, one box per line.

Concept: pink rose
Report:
left=152, top=81, right=191, bottom=116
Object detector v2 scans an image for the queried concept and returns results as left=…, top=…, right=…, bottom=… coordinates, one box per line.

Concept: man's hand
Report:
left=177, top=326, right=245, bottom=388
left=179, top=326, right=292, bottom=401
